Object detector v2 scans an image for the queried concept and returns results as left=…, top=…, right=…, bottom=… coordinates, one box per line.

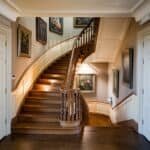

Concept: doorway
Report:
left=0, top=23, right=11, bottom=140
left=142, top=34, right=150, bottom=140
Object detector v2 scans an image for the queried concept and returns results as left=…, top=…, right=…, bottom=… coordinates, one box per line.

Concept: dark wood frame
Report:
left=73, top=17, right=92, bottom=28
left=113, top=70, right=119, bottom=98
left=49, top=17, right=63, bottom=35
left=122, top=48, right=134, bottom=89
left=36, top=17, right=47, bottom=45
left=17, top=24, right=32, bottom=58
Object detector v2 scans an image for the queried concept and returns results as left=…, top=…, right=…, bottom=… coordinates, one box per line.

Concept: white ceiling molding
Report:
left=4, top=0, right=144, bottom=17
left=0, top=0, right=20, bottom=21
left=133, top=0, right=150, bottom=23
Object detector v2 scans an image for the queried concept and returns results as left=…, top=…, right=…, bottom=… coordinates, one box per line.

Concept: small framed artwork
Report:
left=76, top=74, right=96, bottom=93
left=17, top=24, right=32, bottom=57
left=113, top=70, right=120, bottom=98
left=49, top=17, right=63, bottom=35
left=73, top=17, right=92, bottom=28
left=36, top=17, right=47, bottom=45
left=122, top=48, right=134, bottom=89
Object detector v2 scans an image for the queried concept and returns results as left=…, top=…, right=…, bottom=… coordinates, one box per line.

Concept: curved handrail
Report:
left=65, top=18, right=100, bottom=89
left=112, top=92, right=136, bottom=109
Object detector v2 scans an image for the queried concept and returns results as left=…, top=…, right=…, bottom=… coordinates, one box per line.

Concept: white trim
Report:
left=0, top=22, right=12, bottom=136
left=137, top=26, right=150, bottom=135
left=5, top=0, right=144, bottom=17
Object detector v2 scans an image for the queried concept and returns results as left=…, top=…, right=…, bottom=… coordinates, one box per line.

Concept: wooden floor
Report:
left=0, top=113, right=150, bottom=150
left=88, top=113, right=112, bottom=127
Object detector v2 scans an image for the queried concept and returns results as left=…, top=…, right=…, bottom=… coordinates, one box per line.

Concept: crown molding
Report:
left=4, top=0, right=144, bottom=18
left=0, top=0, right=20, bottom=21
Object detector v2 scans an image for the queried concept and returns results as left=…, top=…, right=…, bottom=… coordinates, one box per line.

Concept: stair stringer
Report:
left=12, top=37, right=75, bottom=119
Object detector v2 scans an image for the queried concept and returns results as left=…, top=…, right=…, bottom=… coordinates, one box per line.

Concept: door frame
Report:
left=0, top=21, right=12, bottom=136
left=137, top=25, right=150, bottom=138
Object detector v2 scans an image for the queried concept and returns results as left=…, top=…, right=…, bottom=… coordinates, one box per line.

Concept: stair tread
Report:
left=26, top=96, right=61, bottom=99
left=13, top=122, right=78, bottom=130
left=23, top=104, right=60, bottom=109
left=19, top=113, right=59, bottom=118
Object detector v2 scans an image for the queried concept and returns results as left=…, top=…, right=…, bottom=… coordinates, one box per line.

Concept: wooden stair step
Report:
left=48, top=66, right=68, bottom=70
left=37, top=78, right=64, bottom=85
left=45, top=69, right=67, bottom=74
left=29, top=90, right=60, bottom=97
left=25, top=97, right=61, bottom=105
left=18, top=113, right=59, bottom=123
left=22, top=105, right=60, bottom=113
left=33, top=84, right=59, bottom=91
left=12, top=122, right=82, bottom=135
left=41, top=73, right=65, bottom=80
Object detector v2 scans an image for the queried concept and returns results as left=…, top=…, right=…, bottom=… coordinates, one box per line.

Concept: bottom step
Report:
left=12, top=123, right=82, bottom=135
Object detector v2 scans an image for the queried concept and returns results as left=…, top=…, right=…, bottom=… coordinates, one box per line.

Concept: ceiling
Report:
left=5, top=0, right=144, bottom=16
left=85, top=18, right=130, bottom=63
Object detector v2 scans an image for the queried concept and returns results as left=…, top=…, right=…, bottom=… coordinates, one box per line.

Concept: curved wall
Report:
left=12, top=37, right=75, bottom=118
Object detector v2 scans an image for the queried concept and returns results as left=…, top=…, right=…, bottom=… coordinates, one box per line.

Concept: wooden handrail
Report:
left=65, top=18, right=100, bottom=89
left=112, top=92, right=136, bottom=109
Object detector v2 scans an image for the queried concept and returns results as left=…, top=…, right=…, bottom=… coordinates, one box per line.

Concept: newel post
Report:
left=60, top=89, right=82, bottom=127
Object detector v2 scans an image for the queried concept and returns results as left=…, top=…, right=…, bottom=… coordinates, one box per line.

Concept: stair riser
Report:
left=29, top=92, right=60, bottom=97
left=37, top=79, right=63, bottom=85
left=12, top=128, right=81, bottom=135
left=22, top=108, right=60, bottom=113
left=41, top=74, right=65, bottom=80
left=18, top=117, right=59, bottom=123
left=33, top=85, right=59, bottom=91
left=25, top=100, right=61, bottom=105
left=45, top=70, right=67, bottom=74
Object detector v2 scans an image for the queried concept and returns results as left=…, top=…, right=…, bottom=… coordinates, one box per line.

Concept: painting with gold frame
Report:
left=17, top=24, right=32, bottom=57
left=76, top=74, right=96, bottom=93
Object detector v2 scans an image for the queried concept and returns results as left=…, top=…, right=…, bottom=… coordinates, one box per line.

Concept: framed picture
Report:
left=17, top=24, right=32, bottom=57
left=76, top=74, right=96, bottom=93
left=36, top=17, right=47, bottom=45
left=122, top=48, right=134, bottom=89
left=113, top=70, right=120, bottom=98
left=73, top=17, right=92, bottom=28
left=49, top=17, right=63, bottom=35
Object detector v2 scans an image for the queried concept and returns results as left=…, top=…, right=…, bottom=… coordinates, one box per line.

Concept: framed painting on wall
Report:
left=122, top=48, right=134, bottom=89
left=76, top=74, right=96, bottom=93
left=113, top=70, right=120, bottom=98
left=49, top=17, right=63, bottom=35
left=36, top=17, right=47, bottom=45
left=17, top=24, right=32, bottom=57
left=73, top=17, right=92, bottom=28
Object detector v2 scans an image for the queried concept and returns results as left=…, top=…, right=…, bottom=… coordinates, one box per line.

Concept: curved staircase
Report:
left=12, top=52, right=81, bottom=134
left=12, top=18, right=100, bottom=135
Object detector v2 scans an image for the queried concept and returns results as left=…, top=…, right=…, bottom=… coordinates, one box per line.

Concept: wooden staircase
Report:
left=12, top=18, right=100, bottom=135
left=12, top=52, right=82, bottom=134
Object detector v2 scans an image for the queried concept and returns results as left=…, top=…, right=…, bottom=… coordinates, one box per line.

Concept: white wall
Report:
left=110, top=94, right=139, bottom=123
left=108, top=20, right=138, bottom=107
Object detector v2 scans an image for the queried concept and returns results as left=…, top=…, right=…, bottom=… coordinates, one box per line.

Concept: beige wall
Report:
left=82, top=63, right=108, bottom=102
left=108, top=19, right=139, bottom=106
left=12, top=17, right=81, bottom=89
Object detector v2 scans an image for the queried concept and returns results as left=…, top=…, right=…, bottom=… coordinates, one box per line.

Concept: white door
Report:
left=142, top=34, right=150, bottom=140
left=0, top=30, right=7, bottom=140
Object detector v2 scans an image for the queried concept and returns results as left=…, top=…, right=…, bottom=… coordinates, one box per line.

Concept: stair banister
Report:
left=60, top=18, right=100, bottom=127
